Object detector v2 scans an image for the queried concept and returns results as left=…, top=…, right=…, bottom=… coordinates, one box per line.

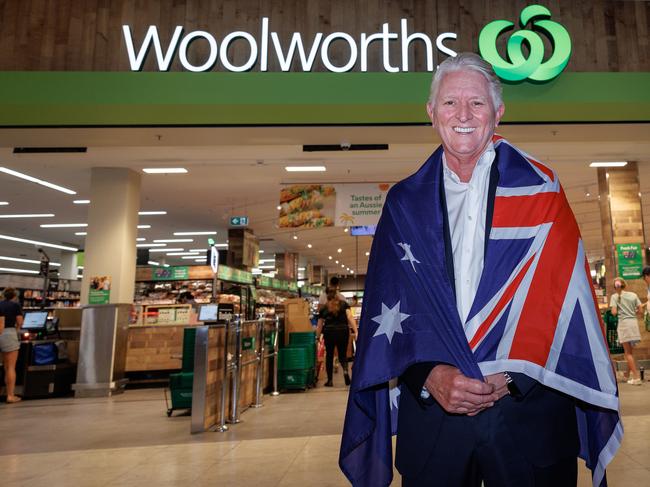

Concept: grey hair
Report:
left=428, top=52, right=503, bottom=109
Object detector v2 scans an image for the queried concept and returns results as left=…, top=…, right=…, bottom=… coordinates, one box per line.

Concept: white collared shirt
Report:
left=443, top=144, right=495, bottom=324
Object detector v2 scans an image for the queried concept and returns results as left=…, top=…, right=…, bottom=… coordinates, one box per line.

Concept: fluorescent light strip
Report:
left=258, top=265, right=275, bottom=269
left=75, top=232, right=87, bottom=236
left=153, top=238, right=194, bottom=243
left=0, top=201, right=9, bottom=205
left=173, top=231, right=217, bottom=236
left=259, top=259, right=276, bottom=263
left=73, top=199, right=90, bottom=204
left=148, top=260, right=160, bottom=266
left=0, top=255, right=60, bottom=266
left=136, top=238, right=146, bottom=242
left=589, top=161, right=628, bottom=167
left=258, top=250, right=264, bottom=254
left=189, top=248, right=208, bottom=252
left=284, top=166, right=327, bottom=172
left=0, top=266, right=40, bottom=274
left=213, top=243, right=228, bottom=248
left=0, top=213, right=55, bottom=219
left=137, top=225, right=151, bottom=229
left=181, top=255, right=205, bottom=260
left=167, top=252, right=200, bottom=256
left=0, top=233, right=78, bottom=252
left=142, top=168, right=188, bottom=174
left=138, top=211, right=167, bottom=215
left=149, top=247, right=183, bottom=253
left=0, top=167, right=77, bottom=195
left=136, top=243, right=166, bottom=248
left=41, top=223, right=87, bottom=228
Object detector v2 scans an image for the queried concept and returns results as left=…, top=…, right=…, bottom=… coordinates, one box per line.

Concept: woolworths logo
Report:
left=479, top=5, right=571, bottom=82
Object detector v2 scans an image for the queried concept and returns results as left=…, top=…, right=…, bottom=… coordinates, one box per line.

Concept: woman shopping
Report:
left=0, top=288, right=24, bottom=403
left=316, top=287, right=358, bottom=387
left=610, top=277, right=644, bottom=385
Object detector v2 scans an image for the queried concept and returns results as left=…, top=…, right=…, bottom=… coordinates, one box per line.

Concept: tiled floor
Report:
left=1, top=374, right=649, bottom=486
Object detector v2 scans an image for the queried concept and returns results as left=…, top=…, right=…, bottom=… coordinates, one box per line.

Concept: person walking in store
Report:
left=316, top=287, right=358, bottom=387
left=643, top=266, right=650, bottom=332
left=610, top=277, right=644, bottom=385
left=318, top=276, right=346, bottom=308
left=0, top=288, right=24, bottom=404
left=340, top=53, right=621, bottom=487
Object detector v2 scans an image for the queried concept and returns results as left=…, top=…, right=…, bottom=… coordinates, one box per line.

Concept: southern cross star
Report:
left=372, top=301, right=410, bottom=344
left=397, top=242, right=421, bottom=272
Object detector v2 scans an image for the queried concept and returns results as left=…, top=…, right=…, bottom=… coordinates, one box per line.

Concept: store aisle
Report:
left=1, top=380, right=649, bottom=486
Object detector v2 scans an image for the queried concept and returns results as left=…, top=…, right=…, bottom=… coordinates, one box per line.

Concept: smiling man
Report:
left=340, top=53, right=621, bottom=487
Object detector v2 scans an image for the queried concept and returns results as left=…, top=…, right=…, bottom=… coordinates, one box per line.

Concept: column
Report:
left=80, top=168, right=141, bottom=304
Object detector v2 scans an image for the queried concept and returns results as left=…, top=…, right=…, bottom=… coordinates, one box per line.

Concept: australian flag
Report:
left=339, top=137, right=622, bottom=487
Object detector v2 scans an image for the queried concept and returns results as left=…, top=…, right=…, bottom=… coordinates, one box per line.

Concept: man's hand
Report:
left=485, top=373, right=509, bottom=401
left=424, top=364, right=499, bottom=416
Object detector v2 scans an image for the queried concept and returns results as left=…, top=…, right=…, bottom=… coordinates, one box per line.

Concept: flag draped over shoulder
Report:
left=339, top=137, right=622, bottom=487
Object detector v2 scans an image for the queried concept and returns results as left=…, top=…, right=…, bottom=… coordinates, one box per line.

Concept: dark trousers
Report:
left=324, top=327, right=349, bottom=381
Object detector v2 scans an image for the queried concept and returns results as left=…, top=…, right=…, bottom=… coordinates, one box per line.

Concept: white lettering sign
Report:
left=122, top=18, right=457, bottom=72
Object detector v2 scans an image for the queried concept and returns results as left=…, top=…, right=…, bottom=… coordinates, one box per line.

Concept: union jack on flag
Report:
left=340, top=137, right=622, bottom=487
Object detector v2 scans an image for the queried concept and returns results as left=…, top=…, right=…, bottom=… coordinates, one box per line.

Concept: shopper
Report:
left=0, top=288, right=24, bottom=403
left=610, top=277, right=644, bottom=385
left=316, top=287, right=357, bottom=387
left=318, top=276, right=345, bottom=307
left=340, top=53, right=621, bottom=487
left=643, top=266, right=650, bottom=316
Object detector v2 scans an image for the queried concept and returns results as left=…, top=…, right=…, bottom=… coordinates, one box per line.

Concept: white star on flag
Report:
left=397, top=242, right=421, bottom=272
left=372, top=301, right=410, bottom=344
left=389, top=384, right=401, bottom=410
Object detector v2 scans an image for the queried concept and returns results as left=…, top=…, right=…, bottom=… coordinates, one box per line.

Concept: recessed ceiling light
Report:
left=293, top=234, right=298, bottom=240
left=138, top=211, right=167, bottom=215
left=149, top=247, right=184, bottom=253
left=173, top=231, right=216, bottom=236
left=344, top=228, right=349, bottom=233
left=136, top=238, right=146, bottom=242
left=73, top=199, right=90, bottom=204
left=0, top=266, right=40, bottom=274
left=307, top=244, right=312, bottom=248
left=153, top=238, right=194, bottom=243
left=0, top=213, right=55, bottom=219
left=0, top=201, right=9, bottom=205
left=75, top=232, right=87, bottom=236
left=40, top=223, right=87, bottom=228
left=335, top=260, right=339, bottom=264
left=258, top=250, right=265, bottom=253
left=136, top=243, right=166, bottom=248
left=0, top=167, right=77, bottom=194
left=350, top=270, right=354, bottom=274
left=276, top=205, right=282, bottom=211
left=142, top=168, right=188, bottom=174
left=137, top=225, right=151, bottom=229
left=589, top=161, right=627, bottom=167
left=341, top=264, right=345, bottom=268
left=147, top=260, right=160, bottom=266
left=337, top=248, right=342, bottom=253
left=365, top=251, right=370, bottom=256
left=328, top=256, right=332, bottom=260
left=0, top=234, right=78, bottom=251
left=284, top=166, right=326, bottom=172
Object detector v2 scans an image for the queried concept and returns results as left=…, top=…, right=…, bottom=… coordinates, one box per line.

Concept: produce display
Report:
left=278, top=184, right=335, bottom=228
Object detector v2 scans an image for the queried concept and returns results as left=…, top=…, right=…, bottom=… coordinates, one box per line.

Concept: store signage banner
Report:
left=152, top=266, right=190, bottom=281
left=217, top=265, right=254, bottom=285
left=89, top=275, right=111, bottom=304
left=278, top=183, right=391, bottom=228
left=616, top=243, right=643, bottom=279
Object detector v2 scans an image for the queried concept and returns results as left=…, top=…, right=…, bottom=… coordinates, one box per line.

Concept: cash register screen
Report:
left=22, top=311, right=49, bottom=330
left=198, top=304, right=219, bottom=322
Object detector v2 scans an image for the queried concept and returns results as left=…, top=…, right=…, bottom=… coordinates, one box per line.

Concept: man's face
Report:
left=427, top=69, right=504, bottom=166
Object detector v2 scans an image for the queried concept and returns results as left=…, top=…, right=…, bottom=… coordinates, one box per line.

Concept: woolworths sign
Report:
left=123, top=4, right=570, bottom=81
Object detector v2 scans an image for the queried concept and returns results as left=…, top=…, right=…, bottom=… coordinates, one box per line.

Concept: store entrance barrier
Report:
left=190, top=315, right=280, bottom=434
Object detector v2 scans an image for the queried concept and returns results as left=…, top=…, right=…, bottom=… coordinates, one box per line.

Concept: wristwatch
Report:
left=503, top=372, right=522, bottom=398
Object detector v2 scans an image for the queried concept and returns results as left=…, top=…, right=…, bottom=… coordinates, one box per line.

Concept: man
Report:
left=340, top=53, right=621, bottom=487
left=318, top=276, right=346, bottom=307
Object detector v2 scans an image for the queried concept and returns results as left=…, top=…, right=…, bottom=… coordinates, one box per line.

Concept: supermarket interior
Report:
left=1, top=1, right=650, bottom=486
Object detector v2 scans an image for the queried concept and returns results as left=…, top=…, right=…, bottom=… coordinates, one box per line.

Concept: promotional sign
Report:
left=278, top=183, right=391, bottom=228
left=616, top=243, right=644, bottom=279
left=230, top=216, right=249, bottom=226
left=152, top=266, right=190, bottom=281
left=217, top=265, right=254, bottom=285
left=89, top=275, right=111, bottom=304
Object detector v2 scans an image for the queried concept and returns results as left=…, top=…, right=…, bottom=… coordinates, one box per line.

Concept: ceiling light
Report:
left=341, top=264, right=345, bottom=268
left=350, top=270, right=354, bottom=274
left=181, top=255, right=204, bottom=259
left=337, top=248, right=342, bottom=253
left=173, top=231, right=216, bottom=236
left=153, top=238, right=194, bottom=243
left=0, top=167, right=77, bottom=194
left=147, top=260, right=159, bottom=266
left=149, top=247, right=184, bottom=253
left=137, top=225, right=151, bottom=229
left=142, top=168, right=188, bottom=174
left=298, top=267, right=306, bottom=271
left=258, top=250, right=265, bottom=254
left=307, top=244, right=312, bottom=248
left=213, top=243, right=228, bottom=248
left=168, top=252, right=201, bottom=256
left=284, top=166, right=327, bottom=172
left=163, top=264, right=170, bottom=268
left=0, top=266, right=40, bottom=274
left=293, top=234, right=298, bottom=240
left=0, top=201, right=8, bottom=205
left=194, top=258, right=205, bottom=262
left=136, top=243, right=166, bottom=248
left=589, top=161, right=627, bottom=168
left=73, top=199, right=90, bottom=204
left=276, top=205, right=282, bottom=211
left=344, top=228, right=349, bottom=233
left=0, top=256, right=59, bottom=266
left=138, top=211, right=167, bottom=216
left=75, top=232, right=87, bottom=236
left=41, top=223, right=87, bottom=228
left=328, top=256, right=332, bottom=260
left=0, top=213, right=55, bottom=219
left=136, top=238, right=146, bottom=242
left=188, top=248, right=208, bottom=252
left=0, top=234, right=78, bottom=251
left=365, top=251, right=370, bottom=256
left=259, top=259, right=276, bottom=263
left=77, top=266, right=84, bottom=269
left=258, top=265, right=276, bottom=269
left=335, top=260, right=339, bottom=264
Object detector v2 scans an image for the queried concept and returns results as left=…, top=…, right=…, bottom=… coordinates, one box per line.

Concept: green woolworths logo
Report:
left=479, top=5, right=571, bottom=82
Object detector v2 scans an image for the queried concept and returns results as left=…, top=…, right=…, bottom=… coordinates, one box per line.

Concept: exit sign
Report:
left=230, top=216, right=249, bottom=226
